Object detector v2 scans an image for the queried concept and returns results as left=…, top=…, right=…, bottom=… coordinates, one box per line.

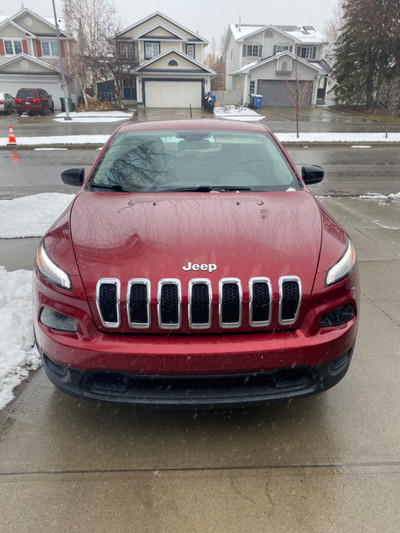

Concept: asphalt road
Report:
left=0, top=112, right=400, bottom=532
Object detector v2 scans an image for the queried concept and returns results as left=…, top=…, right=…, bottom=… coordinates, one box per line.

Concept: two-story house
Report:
left=0, top=8, right=73, bottom=109
left=225, top=22, right=330, bottom=107
left=116, top=12, right=215, bottom=108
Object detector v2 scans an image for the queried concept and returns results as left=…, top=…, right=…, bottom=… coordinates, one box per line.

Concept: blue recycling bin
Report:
left=253, top=94, right=263, bottom=110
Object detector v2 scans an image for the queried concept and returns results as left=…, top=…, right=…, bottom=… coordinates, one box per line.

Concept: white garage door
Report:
left=0, top=76, right=63, bottom=109
left=145, top=80, right=202, bottom=108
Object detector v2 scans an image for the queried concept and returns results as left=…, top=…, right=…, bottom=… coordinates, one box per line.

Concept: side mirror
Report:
left=302, top=165, right=324, bottom=185
left=61, top=167, right=85, bottom=186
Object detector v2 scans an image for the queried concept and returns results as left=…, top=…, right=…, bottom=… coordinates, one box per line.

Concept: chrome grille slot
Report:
left=279, top=276, right=302, bottom=325
left=96, top=279, right=121, bottom=328
left=249, top=277, right=272, bottom=326
left=128, top=279, right=150, bottom=328
left=219, top=278, right=242, bottom=328
left=189, top=279, right=212, bottom=329
left=158, top=279, right=182, bottom=329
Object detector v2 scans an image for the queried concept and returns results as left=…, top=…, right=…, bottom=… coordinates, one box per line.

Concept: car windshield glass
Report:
left=88, top=129, right=301, bottom=192
left=17, top=90, right=38, bottom=98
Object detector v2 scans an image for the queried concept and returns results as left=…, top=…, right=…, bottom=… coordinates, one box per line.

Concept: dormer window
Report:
left=145, top=42, right=160, bottom=59
left=243, top=44, right=262, bottom=58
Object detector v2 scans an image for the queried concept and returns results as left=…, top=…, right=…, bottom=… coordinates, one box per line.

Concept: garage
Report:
left=0, top=74, right=64, bottom=109
left=144, top=80, right=203, bottom=108
left=257, top=80, right=313, bottom=107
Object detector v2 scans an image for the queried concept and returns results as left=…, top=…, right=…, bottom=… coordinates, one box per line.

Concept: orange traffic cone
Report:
left=7, top=125, right=17, bottom=148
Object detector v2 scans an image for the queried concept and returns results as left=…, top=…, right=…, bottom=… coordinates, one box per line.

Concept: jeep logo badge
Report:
left=183, top=262, right=217, bottom=273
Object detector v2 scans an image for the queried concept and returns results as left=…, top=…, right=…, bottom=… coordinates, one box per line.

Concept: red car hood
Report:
left=70, top=190, right=322, bottom=332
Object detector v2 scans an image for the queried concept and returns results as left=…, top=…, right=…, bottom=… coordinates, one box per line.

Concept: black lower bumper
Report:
left=39, top=346, right=354, bottom=408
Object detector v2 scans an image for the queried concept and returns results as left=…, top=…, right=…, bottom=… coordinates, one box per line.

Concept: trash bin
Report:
left=248, top=94, right=254, bottom=108
left=210, top=94, right=216, bottom=103
left=253, top=94, right=263, bottom=110
left=60, top=97, right=74, bottom=112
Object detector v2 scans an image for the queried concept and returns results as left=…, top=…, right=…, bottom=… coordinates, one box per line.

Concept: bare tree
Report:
left=286, top=61, right=313, bottom=138
left=323, top=0, right=344, bottom=64
left=64, top=0, right=118, bottom=106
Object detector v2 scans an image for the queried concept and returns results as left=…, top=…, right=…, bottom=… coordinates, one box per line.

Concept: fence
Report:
left=213, top=89, right=243, bottom=106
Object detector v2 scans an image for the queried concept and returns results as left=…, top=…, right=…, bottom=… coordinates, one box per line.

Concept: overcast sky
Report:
left=3, top=0, right=338, bottom=48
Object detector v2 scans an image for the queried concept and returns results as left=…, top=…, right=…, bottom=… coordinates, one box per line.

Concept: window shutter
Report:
left=36, top=41, right=42, bottom=57
left=313, top=47, right=316, bottom=59
left=242, top=45, right=246, bottom=57
left=273, top=45, right=277, bottom=55
left=22, top=40, right=28, bottom=54
left=60, top=41, right=65, bottom=57
left=259, top=45, right=262, bottom=57
left=0, top=40, right=4, bottom=56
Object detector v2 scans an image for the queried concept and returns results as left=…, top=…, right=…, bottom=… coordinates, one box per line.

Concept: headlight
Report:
left=325, top=238, right=356, bottom=286
left=36, top=241, right=72, bottom=290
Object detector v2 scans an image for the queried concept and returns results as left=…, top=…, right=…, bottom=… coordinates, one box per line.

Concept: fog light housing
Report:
left=321, top=303, right=355, bottom=328
left=40, top=307, right=78, bottom=332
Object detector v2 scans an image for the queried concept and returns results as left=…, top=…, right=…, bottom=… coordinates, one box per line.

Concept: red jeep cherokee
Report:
left=33, top=119, right=359, bottom=407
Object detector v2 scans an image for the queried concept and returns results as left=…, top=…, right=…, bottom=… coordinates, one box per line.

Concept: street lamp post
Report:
left=52, top=0, right=72, bottom=120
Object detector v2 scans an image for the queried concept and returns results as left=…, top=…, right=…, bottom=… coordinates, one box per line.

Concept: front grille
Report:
left=279, top=277, right=302, bottom=324
left=96, top=279, right=120, bottom=328
left=158, top=280, right=181, bottom=329
left=96, top=276, right=303, bottom=331
left=128, top=279, right=150, bottom=328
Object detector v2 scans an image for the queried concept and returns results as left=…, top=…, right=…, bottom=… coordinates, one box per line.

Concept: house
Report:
left=115, top=12, right=215, bottom=108
left=225, top=23, right=330, bottom=107
left=0, top=8, right=73, bottom=109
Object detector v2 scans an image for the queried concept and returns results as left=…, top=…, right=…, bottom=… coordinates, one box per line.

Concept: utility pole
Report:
left=52, top=0, right=72, bottom=120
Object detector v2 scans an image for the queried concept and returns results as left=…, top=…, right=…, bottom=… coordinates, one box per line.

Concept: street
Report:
left=0, top=110, right=400, bottom=532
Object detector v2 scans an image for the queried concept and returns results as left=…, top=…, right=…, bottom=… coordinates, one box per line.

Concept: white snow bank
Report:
left=54, top=110, right=132, bottom=123
left=0, top=267, right=40, bottom=411
left=0, top=193, right=76, bottom=238
left=214, top=105, right=264, bottom=122
left=359, top=192, right=400, bottom=201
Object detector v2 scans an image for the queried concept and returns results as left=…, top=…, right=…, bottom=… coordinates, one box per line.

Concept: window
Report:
left=186, top=44, right=195, bottom=58
left=4, top=40, right=22, bottom=55
left=120, top=42, right=135, bottom=59
left=249, top=81, right=255, bottom=94
left=145, top=42, right=160, bottom=59
left=276, top=45, right=290, bottom=53
left=41, top=41, right=59, bottom=56
left=243, top=44, right=262, bottom=58
left=299, top=46, right=316, bottom=59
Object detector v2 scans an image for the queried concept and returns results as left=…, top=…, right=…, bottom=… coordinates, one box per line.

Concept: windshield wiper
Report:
left=157, top=185, right=252, bottom=192
left=89, top=183, right=140, bottom=192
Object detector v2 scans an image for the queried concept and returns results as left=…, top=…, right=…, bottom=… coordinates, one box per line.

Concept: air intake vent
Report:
left=249, top=278, right=272, bottom=326
left=279, top=276, right=302, bottom=325
left=189, top=279, right=212, bottom=328
left=96, top=279, right=121, bottom=328
left=128, top=279, right=150, bottom=328
left=219, top=279, right=242, bottom=328
left=158, top=279, right=181, bottom=329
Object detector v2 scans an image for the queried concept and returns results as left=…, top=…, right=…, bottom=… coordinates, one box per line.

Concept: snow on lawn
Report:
left=0, top=193, right=75, bottom=238
left=54, top=110, right=132, bottom=123
left=0, top=267, right=41, bottom=411
left=214, top=105, right=264, bottom=122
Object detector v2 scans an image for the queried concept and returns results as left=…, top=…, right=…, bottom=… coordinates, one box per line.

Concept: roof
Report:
left=228, top=23, right=324, bottom=44
left=229, top=51, right=328, bottom=76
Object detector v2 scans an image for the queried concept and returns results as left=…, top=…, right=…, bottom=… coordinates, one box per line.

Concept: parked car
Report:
left=15, top=88, right=54, bottom=115
left=33, top=119, right=359, bottom=407
left=0, top=92, right=16, bottom=114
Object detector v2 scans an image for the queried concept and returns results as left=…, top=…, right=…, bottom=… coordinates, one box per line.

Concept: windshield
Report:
left=17, top=90, right=38, bottom=98
left=88, top=129, right=301, bottom=192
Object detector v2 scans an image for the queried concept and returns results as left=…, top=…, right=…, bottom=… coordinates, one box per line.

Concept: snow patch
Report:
left=0, top=193, right=76, bottom=238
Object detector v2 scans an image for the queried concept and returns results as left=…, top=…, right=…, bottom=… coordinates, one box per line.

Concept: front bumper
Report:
left=39, top=345, right=354, bottom=407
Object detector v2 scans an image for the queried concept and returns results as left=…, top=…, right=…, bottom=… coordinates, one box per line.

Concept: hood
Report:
left=71, top=190, right=322, bottom=332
